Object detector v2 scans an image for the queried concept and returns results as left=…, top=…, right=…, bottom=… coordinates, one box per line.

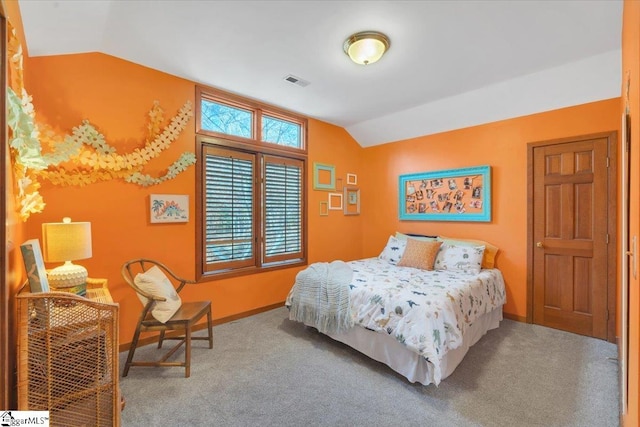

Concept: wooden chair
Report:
left=121, top=259, right=213, bottom=378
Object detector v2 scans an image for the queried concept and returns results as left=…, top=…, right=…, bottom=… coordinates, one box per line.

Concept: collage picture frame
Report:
left=399, top=165, right=491, bottom=222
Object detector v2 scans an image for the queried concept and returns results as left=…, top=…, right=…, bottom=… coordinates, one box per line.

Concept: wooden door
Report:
left=530, top=135, right=613, bottom=339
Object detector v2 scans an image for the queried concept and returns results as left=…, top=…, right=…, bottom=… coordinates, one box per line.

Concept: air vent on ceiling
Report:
left=283, top=74, right=310, bottom=87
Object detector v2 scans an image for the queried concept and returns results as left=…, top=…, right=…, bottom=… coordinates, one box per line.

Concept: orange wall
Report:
left=622, top=0, right=639, bottom=425
left=23, top=53, right=364, bottom=345
left=308, top=120, right=363, bottom=262
left=360, top=98, right=620, bottom=320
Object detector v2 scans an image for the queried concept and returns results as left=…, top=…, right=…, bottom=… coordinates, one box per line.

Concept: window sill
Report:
left=197, top=259, right=307, bottom=282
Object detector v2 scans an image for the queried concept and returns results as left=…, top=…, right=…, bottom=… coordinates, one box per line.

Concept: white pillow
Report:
left=433, top=243, right=485, bottom=275
left=134, top=265, right=182, bottom=323
left=378, top=235, right=407, bottom=265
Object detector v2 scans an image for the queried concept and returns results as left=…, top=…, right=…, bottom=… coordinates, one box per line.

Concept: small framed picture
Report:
left=344, top=187, right=360, bottom=216
left=328, top=193, right=343, bottom=210
left=313, top=163, right=336, bottom=191
left=347, top=173, right=357, bottom=185
left=150, top=194, right=189, bottom=223
left=319, top=201, right=329, bottom=216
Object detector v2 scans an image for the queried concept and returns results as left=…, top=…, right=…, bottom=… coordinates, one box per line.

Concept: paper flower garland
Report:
left=6, top=21, right=196, bottom=221
left=36, top=100, right=195, bottom=187
left=7, top=87, right=46, bottom=220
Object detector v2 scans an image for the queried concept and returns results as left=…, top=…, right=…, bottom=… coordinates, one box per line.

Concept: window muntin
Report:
left=201, top=98, right=253, bottom=139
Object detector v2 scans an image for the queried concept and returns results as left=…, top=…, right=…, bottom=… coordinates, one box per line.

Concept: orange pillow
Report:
left=397, top=239, right=442, bottom=270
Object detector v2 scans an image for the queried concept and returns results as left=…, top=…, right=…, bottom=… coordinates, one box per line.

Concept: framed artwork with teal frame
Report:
left=399, top=165, right=491, bottom=222
left=313, top=162, right=336, bottom=190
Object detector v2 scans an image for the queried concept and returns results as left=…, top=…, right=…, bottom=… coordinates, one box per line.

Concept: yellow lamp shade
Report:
left=42, top=217, right=92, bottom=263
left=42, top=217, right=92, bottom=289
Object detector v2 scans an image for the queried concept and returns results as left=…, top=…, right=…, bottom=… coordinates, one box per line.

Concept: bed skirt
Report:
left=319, top=307, right=503, bottom=386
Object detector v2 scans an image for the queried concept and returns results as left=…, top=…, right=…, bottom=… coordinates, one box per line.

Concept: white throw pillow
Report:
left=378, top=235, right=407, bottom=265
left=134, top=265, right=182, bottom=323
left=433, top=243, right=485, bottom=275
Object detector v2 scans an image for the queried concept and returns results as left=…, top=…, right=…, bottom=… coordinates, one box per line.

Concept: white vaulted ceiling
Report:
left=18, top=0, right=622, bottom=147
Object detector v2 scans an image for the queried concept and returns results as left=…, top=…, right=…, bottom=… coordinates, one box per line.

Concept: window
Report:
left=201, top=99, right=252, bottom=139
left=262, top=115, right=301, bottom=147
left=203, top=147, right=256, bottom=271
left=196, top=86, right=307, bottom=279
left=263, top=156, right=303, bottom=263
left=197, top=87, right=305, bottom=151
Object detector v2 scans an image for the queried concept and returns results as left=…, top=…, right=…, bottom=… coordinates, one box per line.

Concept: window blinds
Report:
left=264, top=156, right=303, bottom=263
left=203, top=148, right=256, bottom=271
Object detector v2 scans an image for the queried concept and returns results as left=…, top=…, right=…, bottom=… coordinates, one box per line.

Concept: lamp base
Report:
left=47, top=261, right=88, bottom=289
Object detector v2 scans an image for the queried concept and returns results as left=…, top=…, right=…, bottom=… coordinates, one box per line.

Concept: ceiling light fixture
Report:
left=343, top=31, right=390, bottom=65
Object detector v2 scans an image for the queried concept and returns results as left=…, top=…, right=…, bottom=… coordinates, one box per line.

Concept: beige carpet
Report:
left=120, top=306, right=619, bottom=426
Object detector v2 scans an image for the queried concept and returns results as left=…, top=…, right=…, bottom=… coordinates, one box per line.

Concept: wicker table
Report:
left=17, top=290, right=120, bottom=426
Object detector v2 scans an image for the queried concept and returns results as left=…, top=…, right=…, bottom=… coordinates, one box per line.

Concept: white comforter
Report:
left=343, top=258, right=506, bottom=384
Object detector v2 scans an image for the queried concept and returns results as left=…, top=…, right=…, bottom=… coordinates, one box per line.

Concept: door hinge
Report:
left=606, top=234, right=609, bottom=244
left=606, top=157, right=610, bottom=168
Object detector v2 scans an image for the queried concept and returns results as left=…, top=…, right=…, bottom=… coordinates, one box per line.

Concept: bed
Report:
left=285, top=234, right=507, bottom=386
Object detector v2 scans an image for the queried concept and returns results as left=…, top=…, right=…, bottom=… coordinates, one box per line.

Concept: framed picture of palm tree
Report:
left=150, top=194, right=189, bottom=223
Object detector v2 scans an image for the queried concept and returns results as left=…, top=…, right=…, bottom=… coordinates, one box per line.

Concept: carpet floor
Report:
left=119, top=307, right=619, bottom=426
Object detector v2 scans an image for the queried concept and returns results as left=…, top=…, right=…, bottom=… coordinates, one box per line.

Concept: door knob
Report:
left=536, top=241, right=544, bottom=248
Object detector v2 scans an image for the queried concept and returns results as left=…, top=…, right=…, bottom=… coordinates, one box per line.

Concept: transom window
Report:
left=196, top=86, right=307, bottom=279
left=201, top=99, right=252, bottom=139
left=262, top=115, right=302, bottom=148
left=198, top=87, right=305, bottom=151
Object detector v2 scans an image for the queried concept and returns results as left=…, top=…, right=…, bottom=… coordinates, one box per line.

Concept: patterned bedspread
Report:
left=342, top=258, right=506, bottom=384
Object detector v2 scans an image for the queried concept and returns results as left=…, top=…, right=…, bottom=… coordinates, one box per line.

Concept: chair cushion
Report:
left=134, top=265, right=182, bottom=323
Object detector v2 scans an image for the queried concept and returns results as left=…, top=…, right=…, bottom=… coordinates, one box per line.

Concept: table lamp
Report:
left=42, top=217, right=92, bottom=290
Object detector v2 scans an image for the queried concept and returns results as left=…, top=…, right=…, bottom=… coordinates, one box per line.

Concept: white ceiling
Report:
left=18, top=0, right=623, bottom=147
